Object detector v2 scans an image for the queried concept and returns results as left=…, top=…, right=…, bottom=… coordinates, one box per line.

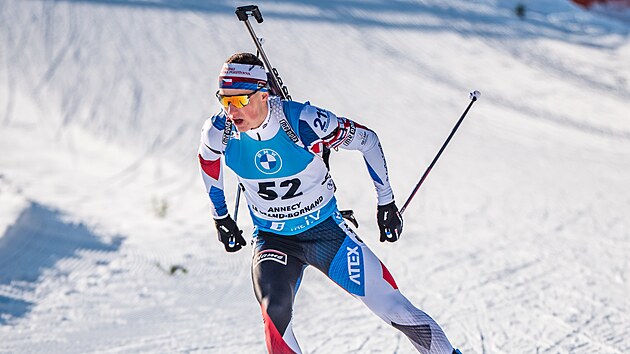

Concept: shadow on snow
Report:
left=0, top=202, right=123, bottom=325
left=53, top=0, right=629, bottom=48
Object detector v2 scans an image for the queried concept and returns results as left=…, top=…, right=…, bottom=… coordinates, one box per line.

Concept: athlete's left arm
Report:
left=298, top=105, right=394, bottom=205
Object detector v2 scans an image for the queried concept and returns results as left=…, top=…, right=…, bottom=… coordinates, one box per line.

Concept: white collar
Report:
left=245, top=98, right=280, bottom=141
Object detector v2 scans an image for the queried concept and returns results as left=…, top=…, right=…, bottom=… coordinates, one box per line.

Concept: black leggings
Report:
left=251, top=214, right=454, bottom=354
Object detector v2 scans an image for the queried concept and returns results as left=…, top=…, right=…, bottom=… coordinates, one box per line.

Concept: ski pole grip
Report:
left=236, top=5, right=263, bottom=23
left=469, top=90, right=481, bottom=101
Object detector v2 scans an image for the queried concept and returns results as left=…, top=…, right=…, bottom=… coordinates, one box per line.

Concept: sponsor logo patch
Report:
left=347, top=246, right=362, bottom=285
left=254, top=250, right=288, bottom=267
left=270, top=222, right=285, bottom=231
left=343, top=122, right=356, bottom=146
left=254, top=149, right=283, bottom=174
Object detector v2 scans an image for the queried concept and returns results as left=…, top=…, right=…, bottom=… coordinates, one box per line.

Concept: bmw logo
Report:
left=255, top=149, right=282, bottom=174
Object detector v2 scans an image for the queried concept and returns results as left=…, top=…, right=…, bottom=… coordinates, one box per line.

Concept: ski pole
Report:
left=228, top=184, right=244, bottom=248
left=231, top=5, right=292, bottom=229
left=235, top=5, right=291, bottom=100
left=233, top=184, right=243, bottom=223
left=230, top=5, right=289, bottom=233
left=400, top=90, right=481, bottom=214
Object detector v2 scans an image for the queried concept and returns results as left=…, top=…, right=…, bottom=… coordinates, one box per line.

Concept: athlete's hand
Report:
left=214, top=215, right=247, bottom=252
left=377, top=201, right=403, bottom=242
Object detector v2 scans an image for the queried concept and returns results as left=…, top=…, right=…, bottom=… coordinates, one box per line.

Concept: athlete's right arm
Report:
left=198, top=113, right=228, bottom=219
left=198, top=114, right=247, bottom=252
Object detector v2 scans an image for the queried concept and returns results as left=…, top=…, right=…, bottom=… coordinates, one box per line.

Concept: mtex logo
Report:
left=346, top=246, right=362, bottom=286
left=329, top=238, right=365, bottom=296
left=254, top=250, right=288, bottom=267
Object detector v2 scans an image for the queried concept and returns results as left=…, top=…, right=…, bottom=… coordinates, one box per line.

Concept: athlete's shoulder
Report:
left=203, top=110, right=228, bottom=131
left=291, top=102, right=338, bottom=140
left=200, top=110, right=228, bottom=150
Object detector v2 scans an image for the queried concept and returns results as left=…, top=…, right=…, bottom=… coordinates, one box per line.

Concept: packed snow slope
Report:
left=1, top=0, right=629, bottom=353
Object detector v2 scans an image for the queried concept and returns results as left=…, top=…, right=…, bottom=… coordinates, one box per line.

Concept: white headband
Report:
left=219, top=63, right=268, bottom=90
left=220, top=63, right=267, bottom=81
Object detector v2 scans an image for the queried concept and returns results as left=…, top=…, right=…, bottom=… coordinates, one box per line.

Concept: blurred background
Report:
left=1, top=0, right=629, bottom=353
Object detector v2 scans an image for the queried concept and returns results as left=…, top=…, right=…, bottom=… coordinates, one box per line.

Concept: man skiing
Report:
left=198, top=52, right=459, bottom=354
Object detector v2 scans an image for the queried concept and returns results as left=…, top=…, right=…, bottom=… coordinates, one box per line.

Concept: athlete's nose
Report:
left=226, top=103, right=239, bottom=117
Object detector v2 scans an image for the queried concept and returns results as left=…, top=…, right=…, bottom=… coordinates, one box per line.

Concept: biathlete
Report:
left=198, top=52, right=460, bottom=354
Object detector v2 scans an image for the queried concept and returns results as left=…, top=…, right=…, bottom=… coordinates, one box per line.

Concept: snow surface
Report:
left=1, top=0, right=629, bottom=352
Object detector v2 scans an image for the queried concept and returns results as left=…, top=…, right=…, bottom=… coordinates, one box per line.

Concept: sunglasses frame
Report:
left=215, top=86, right=265, bottom=109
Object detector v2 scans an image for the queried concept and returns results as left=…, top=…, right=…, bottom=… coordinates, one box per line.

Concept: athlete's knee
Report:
left=364, top=288, right=415, bottom=318
left=261, top=292, right=294, bottom=333
left=263, top=296, right=292, bottom=319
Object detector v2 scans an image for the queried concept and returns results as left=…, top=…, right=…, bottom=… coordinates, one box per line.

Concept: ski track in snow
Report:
left=1, top=0, right=630, bottom=353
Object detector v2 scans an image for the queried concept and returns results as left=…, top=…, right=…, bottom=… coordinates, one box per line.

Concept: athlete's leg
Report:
left=353, top=234, right=454, bottom=354
left=252, top=234, right=306, bottom=354
left=306, top=214, right=454, bottom=354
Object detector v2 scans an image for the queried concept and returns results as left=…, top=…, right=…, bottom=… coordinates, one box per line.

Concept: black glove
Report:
left=214, top=215, right=247, bottom=252
left=377, top=201, right=403, bottom=242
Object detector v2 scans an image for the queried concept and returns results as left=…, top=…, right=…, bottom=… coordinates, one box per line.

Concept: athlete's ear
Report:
left=260, top=91, right=269, bottom=102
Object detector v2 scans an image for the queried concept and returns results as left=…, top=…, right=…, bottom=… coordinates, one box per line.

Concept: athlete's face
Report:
left=218, top=88, right=269, bottom=132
